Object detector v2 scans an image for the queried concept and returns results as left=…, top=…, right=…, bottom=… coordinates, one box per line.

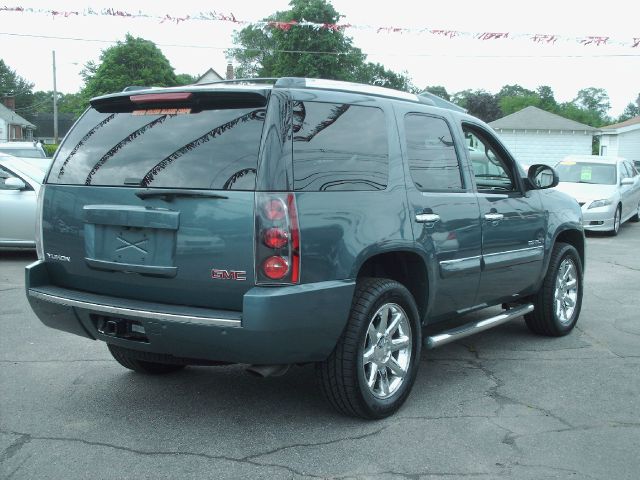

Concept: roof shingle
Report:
left=489, top=105, right=597, bottom=131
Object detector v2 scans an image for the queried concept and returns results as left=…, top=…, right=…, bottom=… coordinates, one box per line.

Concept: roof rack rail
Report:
left=122, top=86, right=156, bottom=92
left=198, top=78, right=279, bottom=86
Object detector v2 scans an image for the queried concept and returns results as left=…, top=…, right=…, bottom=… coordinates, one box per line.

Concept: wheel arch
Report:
left=355, top=250, right=431, bottom=323
left=552, top=227, right=585, bottom=271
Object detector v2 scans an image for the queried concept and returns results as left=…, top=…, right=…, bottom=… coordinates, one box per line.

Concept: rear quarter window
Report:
left=292, top=101, right=388, bottom=191
left=49, top=106, right=266, bottom=190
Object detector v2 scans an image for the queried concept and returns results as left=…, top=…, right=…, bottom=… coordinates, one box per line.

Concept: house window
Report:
left=600, top=145, right=607, bottom=156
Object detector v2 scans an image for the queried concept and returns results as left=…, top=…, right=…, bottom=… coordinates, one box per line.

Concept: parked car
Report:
left=0, top=141, right=47, bottom=159
left=25, top=78, right=585, bottom=419
left=554, top=155, right=640, bottom=235
left=0, top=154, right=51, bottom=248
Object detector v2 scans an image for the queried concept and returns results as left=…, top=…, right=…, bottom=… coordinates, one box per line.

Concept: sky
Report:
left=1, top=0, right=639, bottom=117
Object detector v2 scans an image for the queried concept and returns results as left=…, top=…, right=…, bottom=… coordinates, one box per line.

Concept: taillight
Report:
left=34, top=185, right=45, bottom=260
left=255, top=193, right=301, bottom=285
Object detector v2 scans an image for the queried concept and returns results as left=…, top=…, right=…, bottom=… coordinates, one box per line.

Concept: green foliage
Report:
left=228, top=0, right=412, bottom=90
left=175, top=73, right=199, bottom=86
left=499, top=95, right=541, bottom=116
left=452, top=89, right=501, bottom=122
left=423, top=86, right=450, bottom=101
left=573, top=87, right=610, bottom=119
left=43, top=144, right=58, bottom=157
left=0, top=59, right=35, bottom=111
left=617, top=93, right=640, bottom=123
left=82, top=35, right=178, bottom=100
left=496, top=84, right=535, bottom=99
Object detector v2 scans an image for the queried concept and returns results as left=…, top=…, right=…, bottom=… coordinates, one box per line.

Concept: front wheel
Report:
left=609, top=205, right=622, bottom=235
left=630, top=201, right=640, bottom=222
left=316, top=278, right=421, bottom=419
left=525, top=242, right=583, bottom=336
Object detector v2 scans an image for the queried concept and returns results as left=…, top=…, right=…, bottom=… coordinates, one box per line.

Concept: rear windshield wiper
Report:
left=135, top=189, right=228, bottom=201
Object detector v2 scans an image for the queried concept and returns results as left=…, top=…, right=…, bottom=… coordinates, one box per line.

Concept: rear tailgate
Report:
left=42, top=90, right=268, bottom=311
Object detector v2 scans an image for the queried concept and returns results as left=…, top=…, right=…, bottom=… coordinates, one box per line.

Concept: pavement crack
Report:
left=242, top=425, right=390, bottom=462
left=0, top=429, right=316, bottom=479
left=467, top=359, right=573, bottom=428
left=0, top=434, right=31, bottom=464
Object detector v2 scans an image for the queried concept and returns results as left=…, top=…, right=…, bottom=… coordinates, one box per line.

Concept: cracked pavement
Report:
left=1, top=223, right=639, bottom=479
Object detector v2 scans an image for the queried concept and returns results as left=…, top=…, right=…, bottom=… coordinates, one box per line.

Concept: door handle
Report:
left=416, top=213, right=441, bottom=223
left=484, top=213, right=504, bottom=221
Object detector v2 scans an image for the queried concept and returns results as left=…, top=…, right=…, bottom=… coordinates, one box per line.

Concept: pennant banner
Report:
left=1, top=6, right=638, bottom=48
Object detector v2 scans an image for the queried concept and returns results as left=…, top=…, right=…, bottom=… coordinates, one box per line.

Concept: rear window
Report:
left=49, top=106, right=266, bottom=190
left=292, top=101, right=388, bottom=191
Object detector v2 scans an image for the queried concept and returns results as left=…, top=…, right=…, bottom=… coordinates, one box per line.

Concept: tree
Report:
left=573, top=87, right=611, bottom=122
left=617, top=93, right=640, bottom=122
left=175, top=73, right=199, bottom=86
left=496, top=84, right=535, bottom=99
left=452, top=89, right=501, bottom=122
left=536, top=85, right=558, bottom=112
left=228, top=0, right=412, bottom=90
left=82, top=35, right=178, bottom=100
left=0, top=59, right=34, bottom=110
left=499, top=95, right=541, bottom=116
left=423, top=85, right=450, bottom=101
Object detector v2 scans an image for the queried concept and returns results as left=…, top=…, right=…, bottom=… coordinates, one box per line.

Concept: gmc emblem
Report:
left=211, top=269, right=247, bottom=281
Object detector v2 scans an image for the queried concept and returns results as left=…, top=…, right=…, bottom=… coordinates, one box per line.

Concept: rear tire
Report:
left=525, top=242, right=583, bottom=337
left=108, top=344, right=186, bottom=374
left=316, top=278, right=421, bottom=419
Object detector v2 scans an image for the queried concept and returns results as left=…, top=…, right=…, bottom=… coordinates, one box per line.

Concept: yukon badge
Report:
left=211, top=269, right=247, bottom=281
left=46, top=253, right=71, bottom=262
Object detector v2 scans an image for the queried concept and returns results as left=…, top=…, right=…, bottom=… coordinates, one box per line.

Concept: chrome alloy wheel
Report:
left=613, top=207, right=621, bottom=233
left=554, top=258, right=579, bottom=325
left=362, top=303, right=412, bottom=399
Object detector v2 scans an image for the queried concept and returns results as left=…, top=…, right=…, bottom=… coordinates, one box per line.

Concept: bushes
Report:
left=43, top=144, right=58, bottom=157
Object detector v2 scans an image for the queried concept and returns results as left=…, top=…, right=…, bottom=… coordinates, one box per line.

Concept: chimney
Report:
left=2, top=96, right=16, bottom=111
left=226, top=63, right=234, bottom=80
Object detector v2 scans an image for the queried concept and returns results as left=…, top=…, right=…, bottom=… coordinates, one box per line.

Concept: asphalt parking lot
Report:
left=1, top=223, right=639, bottom=480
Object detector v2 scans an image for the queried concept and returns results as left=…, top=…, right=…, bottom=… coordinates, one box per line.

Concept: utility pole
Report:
left=52, top=50, right=58, bottom=144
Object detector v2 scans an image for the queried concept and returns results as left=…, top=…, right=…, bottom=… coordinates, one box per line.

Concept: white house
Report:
left=489, top=106, right=597, bottom=167
left=0, top=99, right=35, bottom=142
left=598, top=116, right=640, bottom=164
left=195, top=64, right=235, bottom=85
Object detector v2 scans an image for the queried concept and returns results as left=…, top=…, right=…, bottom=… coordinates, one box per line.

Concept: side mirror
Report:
left=4, top=177, right=26, bottom=190
left=527, top=164, right=559, bottom=190
left=621, top=177, right=634, bottom=186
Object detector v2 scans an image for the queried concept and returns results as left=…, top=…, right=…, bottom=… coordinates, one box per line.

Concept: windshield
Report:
left=48, top=106, right=265, bottom=190
left=555, top=161, right=617, bottom=185
left=0, top=147, right=46, bottom=158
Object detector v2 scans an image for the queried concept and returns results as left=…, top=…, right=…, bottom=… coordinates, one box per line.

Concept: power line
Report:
left=1, top=31, right=640, bottom=58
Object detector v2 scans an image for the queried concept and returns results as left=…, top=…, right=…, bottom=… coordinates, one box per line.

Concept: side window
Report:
left=0, top=166, right=13, bottom=189
left=463, top=125, right=516, bottom=192
left=292, top=101, right=388, bottom=191
left=404, top=114, right=462, bottom=191
left=620, top=162, right=631, bottom=179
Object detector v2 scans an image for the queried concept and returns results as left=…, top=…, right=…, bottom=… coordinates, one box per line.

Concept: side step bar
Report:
left=424, top=303, right=534, bottom=349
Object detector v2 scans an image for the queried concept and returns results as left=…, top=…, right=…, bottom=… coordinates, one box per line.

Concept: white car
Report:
left=0, top=154, right=51, bottom=248
left=0, top=141, right=47, bottom=159
left=554, top=155, right=640, bottom=235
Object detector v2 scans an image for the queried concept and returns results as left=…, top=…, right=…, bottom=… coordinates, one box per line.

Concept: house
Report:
left=29, top=112, right=77, bottom=144
left=489, top=106, right=597, bottom=167
left=195, top=64, right=235, bottom=85
left=0, top=97, right=36, bottom=142
left=598, top=116, right=640, bottom=164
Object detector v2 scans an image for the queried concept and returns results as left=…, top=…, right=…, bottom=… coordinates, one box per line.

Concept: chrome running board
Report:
left=424, top=303, right=534, bottom=349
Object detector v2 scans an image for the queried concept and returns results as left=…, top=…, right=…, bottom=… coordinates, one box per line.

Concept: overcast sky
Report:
left=1, top=0, right=638, bottom=116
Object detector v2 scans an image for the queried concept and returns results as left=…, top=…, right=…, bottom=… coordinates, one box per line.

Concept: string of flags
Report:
left=2, top=5, right=639, bottom=48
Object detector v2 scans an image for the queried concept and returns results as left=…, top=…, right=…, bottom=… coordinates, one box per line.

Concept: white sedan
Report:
left=0, top=154, right=51, bottom=248
left=554, top=155, right=640, bottom=235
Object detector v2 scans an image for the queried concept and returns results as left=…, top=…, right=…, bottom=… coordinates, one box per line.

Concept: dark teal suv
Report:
left=26, top=78, right=585, bottom=419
